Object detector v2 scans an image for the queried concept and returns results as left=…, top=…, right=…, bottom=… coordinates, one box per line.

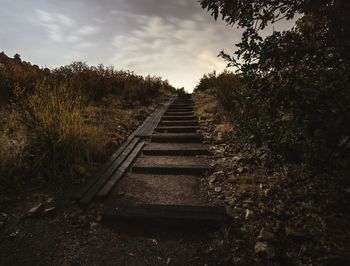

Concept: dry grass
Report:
left=14, top=82, right=108, bottom=181
left=193, top=91, right=235, bottom=141
left=0, top=108, right=26, bottom=187
left=192, top=91, right=218, bottom=120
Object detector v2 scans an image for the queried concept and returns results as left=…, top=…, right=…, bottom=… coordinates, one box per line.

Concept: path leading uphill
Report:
left=0, top=94, right=232, bottom=266
left=75, top=94, right=228, bottom=226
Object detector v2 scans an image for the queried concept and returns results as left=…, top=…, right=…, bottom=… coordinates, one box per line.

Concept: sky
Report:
left=0, top=0, right=296, bottom=91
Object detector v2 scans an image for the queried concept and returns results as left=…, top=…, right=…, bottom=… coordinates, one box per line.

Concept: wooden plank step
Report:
left=173, top=101, right=193, bottom=105
left=170, top=104, right=194, bottom=108
left=78, top=138, right=141, bottom=206
left=161, top=115, right=196, bottom=121
left=97, top=142, right=145, bottom=198
left=165, top=111, right=194, bottom=116
left=155, top=126, right=199, bottom=133
left=143, top=143, right=209, bottom=155
left=168, top=106, right=193, bottom=110
left=159, top=120, right=199, bottom=126
left=151, top=133, right=203, bottom=143
left=132, top=164, right=212, bottom=175
left=104, top=204, right=229, bottom=224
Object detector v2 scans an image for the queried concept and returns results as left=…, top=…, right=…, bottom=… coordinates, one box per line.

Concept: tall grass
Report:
left=0, top=108, right=26, bottom=188
left=16, top=81, right=107, bottom=180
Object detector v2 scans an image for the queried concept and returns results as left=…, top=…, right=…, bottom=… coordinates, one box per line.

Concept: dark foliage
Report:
left=200, top=0, right=350, bottom=163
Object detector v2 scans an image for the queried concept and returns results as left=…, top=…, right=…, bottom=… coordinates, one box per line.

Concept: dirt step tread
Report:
left=109, top=173, right=203, bottom=205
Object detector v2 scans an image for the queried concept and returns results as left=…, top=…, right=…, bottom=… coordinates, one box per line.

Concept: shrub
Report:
left=200, top=0, right=350, bottom=163
left=16, top=81, right=107, bottom=180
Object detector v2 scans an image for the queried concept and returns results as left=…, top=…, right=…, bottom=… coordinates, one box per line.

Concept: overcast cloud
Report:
left=0, top=0, right=296, bottom=91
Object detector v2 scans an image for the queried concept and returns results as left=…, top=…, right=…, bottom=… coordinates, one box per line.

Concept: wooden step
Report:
left=167, top=107, right=194, bottom=111
left=78, top=138, right=142, bottom=206
left=151, top=133, right=203, bottom=143
left=161, top=115, right=196, bottom=121
left=159, top=120, right=199, bottom=126
left=170, top=104, right=194, bottom=108
left=143, top=143, right=209, bottom=156
left=164, top=111, right=194, bottom=116
left=132, top=163, right=211, bottom=175
left=104, top=204, right=229, bottom=225
left=173, top=101, right=193, bottom=105
left=155, top=126, right=199, bottom=133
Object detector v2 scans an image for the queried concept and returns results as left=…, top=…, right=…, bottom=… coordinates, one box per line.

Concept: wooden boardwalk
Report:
left=74, top=94, right=228, bottom=225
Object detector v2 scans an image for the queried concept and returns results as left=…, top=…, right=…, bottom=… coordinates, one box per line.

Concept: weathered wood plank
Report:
left=97, top=142, right=145, bottom=198
left=132, top=163, right=212, bottom=175
left=159, top=120, right=199, bottom=126
left=155, top=126, right=199, bottom=133
left=79, top=137, right=140, bottom=206
left=104, top=203, right=229, bottom=223
left=151, top=133, right=203, bottom=143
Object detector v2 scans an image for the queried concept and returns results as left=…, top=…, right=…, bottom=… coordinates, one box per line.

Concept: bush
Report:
left=199, top=0, right=350, bottom=164
left=15, top=81, right=107, bottom=180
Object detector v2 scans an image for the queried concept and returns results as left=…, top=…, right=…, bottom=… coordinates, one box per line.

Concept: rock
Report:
left=214, top=187, right=222, bottom=193
left=213, top=170, right=225, bottom=176
left=224, top=197, right=236, bottom=207
left=245, top=209, right=253, bottom=220
left=258, top=228, right=274, bottom=241
left=28, top=203, right=43, bottom=216
left=237, top=167, right=245, bottom=173
left=233, top=156, right=243, bottom=162
left=47, top=197, right=54, bottom=203
left=9, top=230, right=19, bottom=238
left=44, top=207, right=56, bottom=214
left=254, top=241, right=275, bottom=258
left=208, top=176, right=217, bottom=184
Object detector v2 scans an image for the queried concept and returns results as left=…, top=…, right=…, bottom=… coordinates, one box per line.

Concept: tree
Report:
left=200, top=0, right=350, bottom=162
left=13, top=53, right=21, bottom=61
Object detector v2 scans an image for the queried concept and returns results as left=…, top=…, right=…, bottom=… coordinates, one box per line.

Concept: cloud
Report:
left=110, top=13, right=235, bottom=90
left=77, top=26, right=100, bottom=36
left=35, top=9, right=99, bottom=47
